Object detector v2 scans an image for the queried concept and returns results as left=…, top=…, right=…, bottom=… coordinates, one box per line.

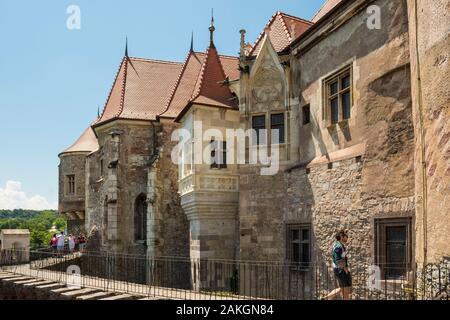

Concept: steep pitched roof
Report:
left=312, top=0, right=344, bottom=23
left=190, top=46, right=238, bottom=108
left=60, top=126, right=99, bottom=156
left=161, top=51, right=239, bottom=119
left=93, top=57, right=183, bottom=126
left=249, top=11, right=313, bottom=56
left=174, top=46, right=238, bottom=122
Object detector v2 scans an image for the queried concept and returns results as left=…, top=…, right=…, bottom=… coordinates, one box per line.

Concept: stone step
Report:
left=14, top=279, right=44, bottom=285
left=76, top=291, right=115, bottom=300
left=2, top=276, right=34, bottom=282
left=61, top=288, right=99, bottom=297
left=100, top=294, right=135, bottom=300
left=23, top=280, right=55, bottom=287
left=36, top=282, right=66, bottom=290
left=51, top=287, right=82, bottom=294
left=0, top=274, right=24, bottom=279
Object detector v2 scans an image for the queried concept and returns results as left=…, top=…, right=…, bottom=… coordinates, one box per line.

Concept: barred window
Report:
left=375, top=218, right=412, bottom=280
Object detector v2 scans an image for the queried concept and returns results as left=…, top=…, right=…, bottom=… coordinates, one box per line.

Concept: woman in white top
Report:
left=68, top=234, right=76, bottom=253
left=56, top=232, right=65, bottom=255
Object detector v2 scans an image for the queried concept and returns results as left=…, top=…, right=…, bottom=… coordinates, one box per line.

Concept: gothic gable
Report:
left=249, top=35, right=286, bottom=113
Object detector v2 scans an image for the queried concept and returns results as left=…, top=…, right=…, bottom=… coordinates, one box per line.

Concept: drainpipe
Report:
left=412, top=0, right=428, bottom=265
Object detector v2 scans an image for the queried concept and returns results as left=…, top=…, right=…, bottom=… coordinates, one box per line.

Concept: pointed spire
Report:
left=97, top=105, right=100, bottom=118
left=190, top=32, right=194, bottom=52
left=209, top=9, right=215, bottom=47
left=125, top=36, right=128, bottom=57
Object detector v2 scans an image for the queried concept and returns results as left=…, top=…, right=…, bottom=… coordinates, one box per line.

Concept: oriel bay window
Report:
left=271, top=113, right=285, bottom=144
left=324, top=66, right=352, bottom=125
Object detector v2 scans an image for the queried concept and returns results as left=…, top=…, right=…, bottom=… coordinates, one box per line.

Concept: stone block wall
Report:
left=407, top=0, right=450, bottom=264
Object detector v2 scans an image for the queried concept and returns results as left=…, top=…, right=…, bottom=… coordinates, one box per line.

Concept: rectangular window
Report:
left=100, top=159, right=104, bottom=177
left=287, top=224, right=311, bottom=270
left=271, top=113, right=285, bottom=144
left=324, top=66, right=352, bottom=125
left=252, top=115, right=266, bottom=145
left=375, top=218, right=412, bottom=280
left=66, top=175, right=75, bottom=195
left=302, top=105, right=310, bottom=125
left=210, top=139, right=227, bottom=169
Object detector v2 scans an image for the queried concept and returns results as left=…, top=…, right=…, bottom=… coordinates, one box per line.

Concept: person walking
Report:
left=68, top=234, right=76, bottom=253
left=78, top=234, right=86, bottom=253
left=50, top=233, right=58, bottom=253
left=56, top=231, right=65, bottom=255
left=323, top=230, right=352, bottom=300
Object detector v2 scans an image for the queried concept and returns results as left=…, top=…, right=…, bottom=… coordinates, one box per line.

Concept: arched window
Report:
left=134, top=194, right=148, bottom=243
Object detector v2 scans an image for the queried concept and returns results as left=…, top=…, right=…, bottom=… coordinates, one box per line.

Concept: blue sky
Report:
left=0, top=0, right=324, bottom=210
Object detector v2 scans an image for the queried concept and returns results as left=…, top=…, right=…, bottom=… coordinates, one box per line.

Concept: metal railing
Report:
left=1, top=249, right=448, bottom=300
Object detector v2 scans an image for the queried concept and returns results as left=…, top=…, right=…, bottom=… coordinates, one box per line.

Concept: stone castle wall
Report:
left=407, top=0, right=450, bottom=264
left=58, top=153, right=87, bottom=215
left=238, top=0, right=416, bottom=266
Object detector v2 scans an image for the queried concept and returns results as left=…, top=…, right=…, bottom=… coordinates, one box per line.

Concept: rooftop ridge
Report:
left=95, top=57, right=127, bottom=125
left=278, top=11, right=314, bottom=25
left=159, top=51, right=193, bottom=118
left=128, top=56, right=183, bottom=65
left=248, top=11, right=313, bottom=56
left=248, top=11, right=279, bottom=56
left=115, top=57, right=129, bottom=118
left=279, top=12, right=294, bottom=42
left=190, top=48, right=210, bottom=101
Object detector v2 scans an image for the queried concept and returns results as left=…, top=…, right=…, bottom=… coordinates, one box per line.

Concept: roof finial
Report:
left=125, top=36, right=128, bottom=57
left=209, top=9, right=215, bottom=47
left=239, top=29, right=246, bottom=58
left=97, top=105, right=100, bottom=118
left=190, top=31, right=194, bottom=52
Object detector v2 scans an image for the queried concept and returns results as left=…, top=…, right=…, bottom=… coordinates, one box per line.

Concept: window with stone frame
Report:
left=100, top=159, right=104, bottom=178
left=286, top=224, right=311, bottom=270
left=323, top=65, right=352, bottom=125
left=270, top=113, right=285, bottom=144
left=251, top=115, right=266, bottom=145
left=302, top=104, right=311, bottom=125
left=66, top=175, right=75, bottom=195
left=134, top=194, right=148, bottom=244
left=210, top=139, right=227, bottom=169
left=375, top=218, right=412, bottom=280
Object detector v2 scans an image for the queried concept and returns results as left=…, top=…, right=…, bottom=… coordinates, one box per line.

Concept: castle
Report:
left=59, top=0, right=449, bottom=282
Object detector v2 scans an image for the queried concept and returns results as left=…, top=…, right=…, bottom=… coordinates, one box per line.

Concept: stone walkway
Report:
left=1, top=263, right=251, bottom=300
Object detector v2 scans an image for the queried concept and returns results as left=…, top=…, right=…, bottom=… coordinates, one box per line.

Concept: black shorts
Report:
left=334, top=268, right=352, bottom=288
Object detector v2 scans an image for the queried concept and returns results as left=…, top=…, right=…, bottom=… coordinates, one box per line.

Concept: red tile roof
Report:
left=93, top=57, right=184, bottom=126
left=249, top=11, right=313, bottom=56
left=60, top=126, right=99, bottom=156
left=94, top=51, right=238, bottom=125
left=160, top=51, right=239, bottom=119
left=190, top=46, right=238, bottom=109
left=312, top=0, right=344, bottom=23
